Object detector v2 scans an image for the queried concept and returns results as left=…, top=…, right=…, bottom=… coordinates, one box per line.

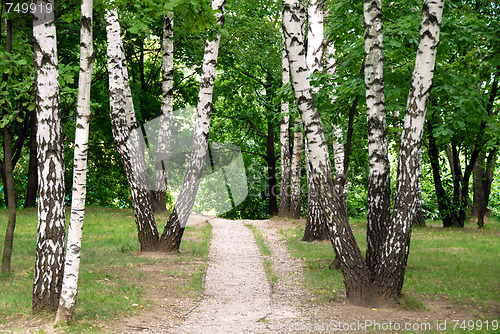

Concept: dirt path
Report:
left=170, top=218, right=306, bottom=333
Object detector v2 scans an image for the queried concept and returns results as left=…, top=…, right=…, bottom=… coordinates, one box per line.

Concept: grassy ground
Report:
left=282, top=218, right=500, bottom=312
left=0, top=207, right=211, bottom=332
left=246, top=224, right=278, bottom=289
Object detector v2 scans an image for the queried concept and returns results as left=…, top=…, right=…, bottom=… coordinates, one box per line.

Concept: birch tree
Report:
left=290, top=117, right=302, bottom=219
left=303, top=0, right=328, bottom=241
left=106, top=5, right=159, bottom=251
left=283, top=0, right=444, bottom=305
left=363, top=0, right=391, bottom=270
left=152, top=12, right=174, bottom=213
left=376, top=0, right=445, bottom=301
left=159, top=0, right=226, bottom=252
left=32, top=0, right=66, bottom=313
left=55, top=0, right=94, bottom=323
left=278, top=37, right=292, bottom=217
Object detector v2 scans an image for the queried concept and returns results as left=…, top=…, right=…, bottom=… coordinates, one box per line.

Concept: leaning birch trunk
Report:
left=303, top=0, right=328, bottom=241
left=363, top=0, right=391, bottom=272
left=283, top=0, right=371, bottom=305
left=105, top=6, right=160, bottom=251
left=376, top=0, right=444, bottom=302
left=278, top=36, right=292, bottom=217
left=159, top=0, right=226, bottom=252
left=152, top=12, right=174, bottom=213
left=32, top=0, right=66, bottom=313
left=55, top=0, right=94, bottom=323
left=290, top=117, right=303, bottom=219
left=413, top=148, right=426, bottom=227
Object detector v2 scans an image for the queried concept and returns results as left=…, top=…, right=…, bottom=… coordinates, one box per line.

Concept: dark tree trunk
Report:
left=25, top=109, right=38, bottom=208
left=427, top=112, right=456, bottom=227
left=473, top=150, right=496, bottom=228
left=267, top=121, right=278, bottom=216
left=1, top=126, right=17, bottom=274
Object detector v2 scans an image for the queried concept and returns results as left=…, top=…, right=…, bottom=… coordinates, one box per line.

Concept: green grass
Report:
left=0, top=207, right=212, bottom=332
left=246, top=224, right=278, bottom=289
left=282, top=218, right=500, bottom=311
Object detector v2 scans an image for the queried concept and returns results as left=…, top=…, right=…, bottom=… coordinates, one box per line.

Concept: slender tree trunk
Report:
left=279, top=36, right=292, bottom=217
left=1, top=127, right=16, bottom=274
left=1, top=18, right=16, bottom=275
left=413, top=149, right=426, bottom=227
left=363, top=0, right=391, bottom=272
left=290, top=117, right=303, bottom=219
left=473, top=150, right=496, bottom=228
left=152, top=12, right=174, bottom=213
left=427, top=112, right=455, bottom=227
left=326, top=42, right=348, bottom=214
left=302, top=139, right=329, bottom=241
left=159, top=0, right=226, bottom=252
left=32, top=0, right=67, bottom=313
left=55, top=0, right=94, bottom=323
left=375, top=0, right=444, bottom=303
left=267, top=121, right=278, bottom=216
left=302, top=0, right=328, bottom=241
left=105, top=6, right=160, bottom=251
left=25, top=109, right=38, bottom=208
left=306, top=0, right=324, bottom=75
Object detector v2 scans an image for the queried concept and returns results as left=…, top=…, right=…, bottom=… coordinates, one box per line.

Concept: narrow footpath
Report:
left=170, top=218, right=310, bottom=333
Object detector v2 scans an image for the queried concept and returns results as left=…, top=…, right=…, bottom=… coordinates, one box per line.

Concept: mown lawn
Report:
left=0, top=207, right=211, bottom=333
left=283, top=218, right=500, bottom=311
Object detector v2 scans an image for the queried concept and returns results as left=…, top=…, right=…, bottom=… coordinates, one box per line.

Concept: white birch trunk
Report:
left=278, top=36, right=292, bottom=217
left=303, top=0, right=328, bottom=241
left=32, top=0, right=66, bottom=313
left=105, top=6, right=159, bottom=251
left=283, top=0, right=370, bottom=304
left=306, top=0, right=324, bottom=76
left=363, top=0, right=391, bottom=271
left=326, top=41, right=347, bottom=199
left=290, top=118, right=303, bottom=219
left=152, top=12, right=174, bottom=212
left=55, top=0, right=94, bottom=323
left=377, top=0, right=444, bottom=301
left=159, top=0, right=226, bottom=252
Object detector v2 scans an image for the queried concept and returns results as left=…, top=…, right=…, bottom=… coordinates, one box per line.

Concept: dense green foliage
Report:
left=0, top=0, right=499, bottom=224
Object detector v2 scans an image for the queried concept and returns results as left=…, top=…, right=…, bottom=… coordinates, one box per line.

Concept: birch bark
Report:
left=278, top=37, right=292, bottom=217
left=363, top=0, right=391, bottom=271
left=283, top=0, right=371, bottom=304
left=290, top=117, right=303, bottom=219
left=55, top=0, right=94, bottom=323
left=376, top=0, right=444, bottom=302
left=105, top=6, right=159, bottom=251
left=159, top=0, right=226, bottom=252
left=302, top=0, right=328, bottom=241
left=32, top=0, right=66, bottom=313
left=152, top=12, right=174, bottom=213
